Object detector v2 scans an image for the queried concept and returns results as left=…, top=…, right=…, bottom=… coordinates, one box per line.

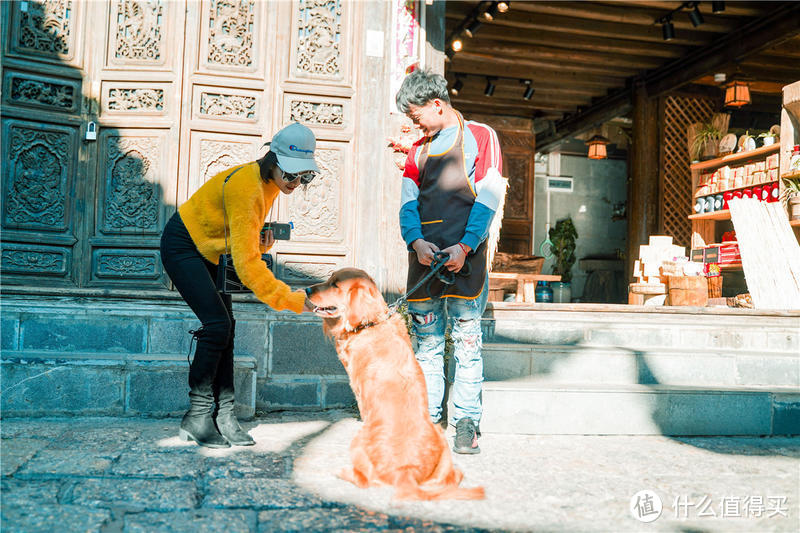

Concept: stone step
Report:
left=0, top=352, right=257, bottom=419
left=482, top=304, right=800, bottom=353
left=476, top=382, right=800, bottom=436
left=481, top=343, right=800, bottom=388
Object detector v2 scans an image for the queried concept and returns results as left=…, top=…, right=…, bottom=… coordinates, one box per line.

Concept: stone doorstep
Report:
left=0, top=353, right=257, bottom=419
left=481, top=343, right=800, bottom=388
left=476, top=382, right=800, bottom=436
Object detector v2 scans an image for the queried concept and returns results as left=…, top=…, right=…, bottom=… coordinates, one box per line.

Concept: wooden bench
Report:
left=489, top=272, right=562, bottom=303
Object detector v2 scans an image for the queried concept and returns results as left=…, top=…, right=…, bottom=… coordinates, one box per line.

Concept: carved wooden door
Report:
left=1, top=0, right=89, bottom=288
left=497, top=131, right=535, bottom=255
left=179, top=0, right=357, bottom=286
left=2, top=0, right=359, bottom=292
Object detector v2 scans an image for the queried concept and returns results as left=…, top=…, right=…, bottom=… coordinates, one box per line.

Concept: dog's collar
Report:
left=336, top=313, right=391, bottom=339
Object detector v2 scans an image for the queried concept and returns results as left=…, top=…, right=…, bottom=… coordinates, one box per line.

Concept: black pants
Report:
left=160, top=212, right=235, bottom=413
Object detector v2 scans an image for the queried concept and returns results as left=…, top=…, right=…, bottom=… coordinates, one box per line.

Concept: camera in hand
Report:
left=261, top=222, right=292, bottom=240
left=216, top=253, right=273, bottom=294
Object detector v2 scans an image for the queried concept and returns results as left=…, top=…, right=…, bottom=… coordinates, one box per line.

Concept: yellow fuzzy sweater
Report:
left=179, top=162, right=305, bottom=313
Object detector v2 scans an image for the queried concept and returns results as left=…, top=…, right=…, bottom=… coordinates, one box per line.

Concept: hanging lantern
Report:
left=587, top=135, right=610, bottom=160
left=724, top=79, right=751, bottom=107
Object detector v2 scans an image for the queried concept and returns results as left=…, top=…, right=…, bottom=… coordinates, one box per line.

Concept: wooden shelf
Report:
left=790, top=219, right=800, bottom=227
left=688, top=209, right=730, bottom=221
left=690, top=144, right=780, bottom=172
left=719, top=263, right=742, bottom=271
left=782, top=170, right=800, bottom=180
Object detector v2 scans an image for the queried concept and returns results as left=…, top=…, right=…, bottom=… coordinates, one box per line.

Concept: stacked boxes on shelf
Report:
left=694, top=152, right=781, bottom=214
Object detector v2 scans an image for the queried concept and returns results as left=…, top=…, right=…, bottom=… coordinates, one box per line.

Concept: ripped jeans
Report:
left=408, top=278, right=488, bottom=427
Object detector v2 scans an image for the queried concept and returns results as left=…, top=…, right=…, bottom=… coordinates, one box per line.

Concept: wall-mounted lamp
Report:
left=688, top=2, right=704, bottom=27
left=521, top=79, right=534, bottom=100
left=484, top=77, right=496, bottom=97
left=451, top=39, right=463, bottom=52
left=464, top=18, right=482, bottom=38
left=451, top=77, right=464, bottom=96
left=497, top=1, right=510, bottom=13
left=711, top=1, right=725, bottom=13
left=660, top=16, right=675, bottom=41
left=587, top=135, right=610, bottom=160
left=484, top=2, right=500, bottom=21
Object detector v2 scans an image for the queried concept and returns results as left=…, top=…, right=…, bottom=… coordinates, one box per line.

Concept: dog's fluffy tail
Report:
left=393, top=469, right=485, bottom=501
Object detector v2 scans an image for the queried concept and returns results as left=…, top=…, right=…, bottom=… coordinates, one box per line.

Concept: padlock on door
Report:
left=85, top=121, right=97, bottom=141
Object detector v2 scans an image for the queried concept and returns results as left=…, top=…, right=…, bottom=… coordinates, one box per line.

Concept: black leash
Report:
left=388, top=251, right=470, bottom=314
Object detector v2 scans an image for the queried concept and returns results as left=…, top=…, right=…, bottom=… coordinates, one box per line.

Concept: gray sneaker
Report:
left=453, top=418, right=480, bottom=454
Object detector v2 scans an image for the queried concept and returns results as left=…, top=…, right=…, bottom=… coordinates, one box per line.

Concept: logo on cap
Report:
left=289, top=144, right=313, bottom=154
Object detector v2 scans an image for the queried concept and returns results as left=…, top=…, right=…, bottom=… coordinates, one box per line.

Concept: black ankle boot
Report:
left=212, top=312, right=254, bottom=446
left=182, top=336, right=230, bottom=448
left=179, top=412, right=230, bottom=448
left=215, top=411, right=254, bottom=446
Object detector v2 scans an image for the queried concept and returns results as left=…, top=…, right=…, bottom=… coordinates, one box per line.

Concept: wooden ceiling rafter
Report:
left=445, top=1, right=800, bottom=149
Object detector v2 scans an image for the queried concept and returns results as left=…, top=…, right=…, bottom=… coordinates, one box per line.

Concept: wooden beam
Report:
left=535, top=89, right=633, bottom=153
left=449, top=57, right=628, bottom=88
left=645, top=3, right=800, bottom=97
left=446, top=25, right=689, bottom=58
left=454, top=50, right=641, bottom=77
left=509, top=1, right=744, bottom=33
left=598, top=1, right=776, bottom=17
left=460, top=40, right=664, bottom=70
left=451, top=95, right=575, bottom=113
left=446, top=75, right=606, bottom=98
left=452, top=88, right=591, bottom=108
left=446, top=9, right=712, bottom=45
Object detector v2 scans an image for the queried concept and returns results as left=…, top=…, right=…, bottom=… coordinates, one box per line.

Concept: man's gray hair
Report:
left=395, top=69, right=450, bottom=114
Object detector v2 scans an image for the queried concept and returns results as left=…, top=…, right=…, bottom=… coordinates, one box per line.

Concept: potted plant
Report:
left=548, top=217, right=578, bottom=303
left=757, top=131, right=777, bottom=147
left=782, top=177, right=800, bottom=220
left=690, top=121, right=722, bottom=161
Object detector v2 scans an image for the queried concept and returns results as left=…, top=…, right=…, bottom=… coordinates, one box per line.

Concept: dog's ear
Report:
left=345, top=279, right=384, bottom=328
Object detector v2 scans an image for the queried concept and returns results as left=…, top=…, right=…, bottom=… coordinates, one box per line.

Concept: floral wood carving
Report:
left=200, top=92, right=256, bottom=119
left=199, top=140, right=254, bottom=185
left=207, top=0, right=254, bottom=67
left=9, top=76, right=75, bottom=111
left=296, top=0, right=341, bottom=78
left=97, top=252, right=157, bottom=277
left=114, top=0, right=163, bottom=62
left=16, top=0, right=72, bottom=56
left=6, top=127, right=69, bottom=229
left=104, top=137, right=160, bottom=231
left=281, top=261, right=337, bottom=283
left=1, top=248, right=66, bottom=275
left=107, top=88, right=164, bottom=112
left=288, top=148, right=340, bottom=239
left=289, top=100, right=343, bottom=126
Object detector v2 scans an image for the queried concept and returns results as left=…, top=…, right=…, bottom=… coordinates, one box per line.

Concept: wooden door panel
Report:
left=6, top=0, right=85, bottom=68
left=186, top=131, right=261, bottom=195
left=1, top=119, right=80, bottom=285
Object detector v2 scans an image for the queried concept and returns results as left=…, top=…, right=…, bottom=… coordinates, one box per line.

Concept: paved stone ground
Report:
left=1, top=410, right=798, bottom=532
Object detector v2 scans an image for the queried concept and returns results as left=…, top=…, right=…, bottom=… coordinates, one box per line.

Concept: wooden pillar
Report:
left=626, top=82, right=661, bottom=283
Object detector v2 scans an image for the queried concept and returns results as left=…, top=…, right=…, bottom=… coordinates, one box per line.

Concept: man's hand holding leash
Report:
left=411, top=239, right=440, bottom=266
left=440, top=242, right=471, bottom=273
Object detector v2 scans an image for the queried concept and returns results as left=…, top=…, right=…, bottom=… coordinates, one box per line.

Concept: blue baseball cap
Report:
left=268, top=122, right=320, bottom=174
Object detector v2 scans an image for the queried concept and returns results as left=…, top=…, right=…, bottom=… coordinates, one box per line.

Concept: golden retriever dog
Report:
left=307, top=268, right=485, bottom=501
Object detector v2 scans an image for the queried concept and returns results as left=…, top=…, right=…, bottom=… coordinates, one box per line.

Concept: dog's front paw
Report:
left=338, top=467, right=369, bottom=488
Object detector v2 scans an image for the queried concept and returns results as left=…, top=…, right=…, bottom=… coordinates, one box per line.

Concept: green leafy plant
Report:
left=549, top=217, right=578, bottom=284
left=691, top=122, right=722, bottom=160
left=757, top=131, right=776, bottom=139
left=781, top=177, right=800, bottom=206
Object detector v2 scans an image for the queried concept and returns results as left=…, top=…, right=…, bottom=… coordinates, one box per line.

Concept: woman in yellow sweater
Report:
left=159, top=122, right=318, bottom=448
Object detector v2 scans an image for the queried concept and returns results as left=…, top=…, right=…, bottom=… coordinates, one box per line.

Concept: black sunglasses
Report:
left=279, top=167, right=317, bottom=185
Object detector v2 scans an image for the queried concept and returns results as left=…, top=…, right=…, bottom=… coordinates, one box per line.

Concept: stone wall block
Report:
left=21, top=317, right=146, bottom=353
left=771, top=393, right=800, bottom=436
left=322, top=380, right=354, bottom=408
left=1, top=360, right=125, bottom=415
left=256, top=379, right=320, bottom=411
left=270, top=322, right=341, bottom=375
left=2, top=316, right=19, bottom=351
